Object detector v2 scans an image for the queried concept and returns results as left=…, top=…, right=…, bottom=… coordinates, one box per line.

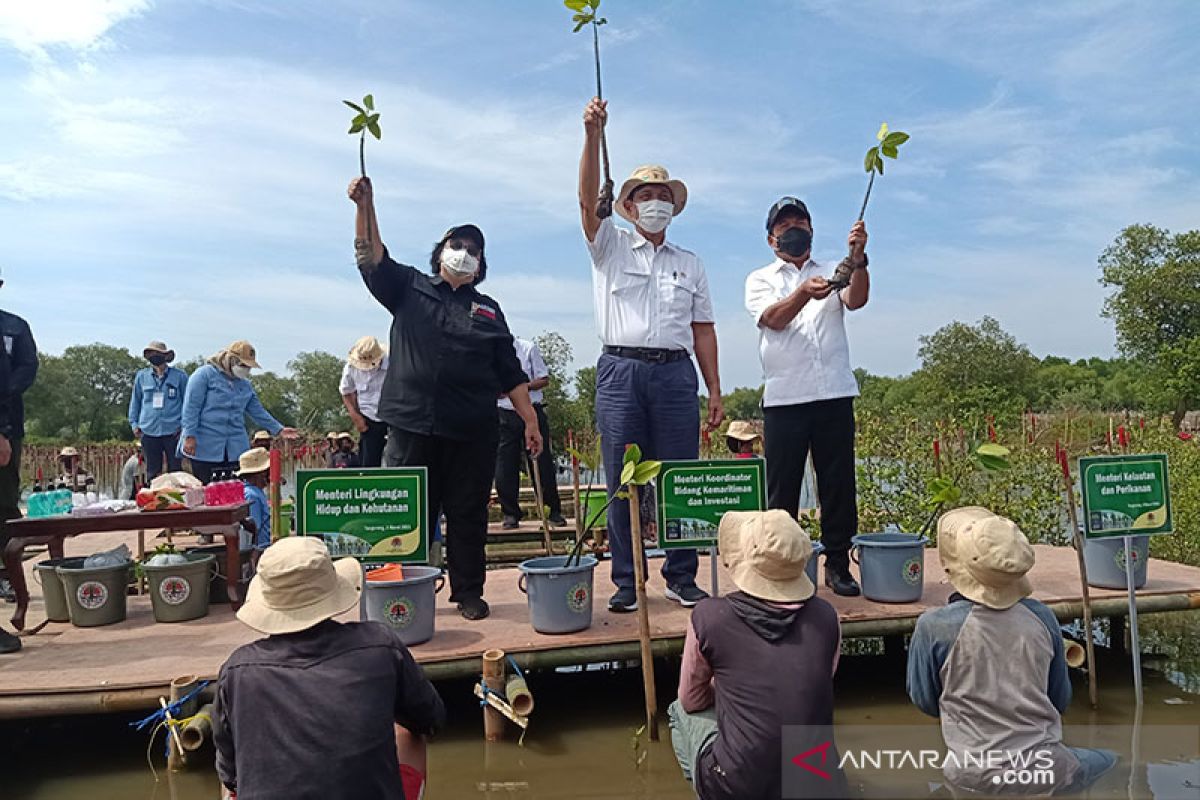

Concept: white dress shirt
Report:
left=586, top=217, right=715, bottom=351
left=498, top=338, right=548, bottom=410
left=338, top=355, right=389, bottom=422
left=745, top=258, right=860, bottom=407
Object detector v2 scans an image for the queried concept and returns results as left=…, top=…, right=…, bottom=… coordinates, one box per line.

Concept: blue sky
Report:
left=1, top=1, right=1198, bottom=391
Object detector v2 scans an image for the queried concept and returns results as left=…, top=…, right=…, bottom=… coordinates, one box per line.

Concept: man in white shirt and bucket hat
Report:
left=214, top=536, right=444, bottom=800
left=669, top=509, right=846, bottom=799
left=340, top=335, right=390, bottom=468
left=907, top=507, right=1118, bottom=795
left=578, top=97, right=724, bottom=613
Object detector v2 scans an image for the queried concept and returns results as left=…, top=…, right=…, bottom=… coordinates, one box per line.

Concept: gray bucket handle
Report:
left=434, top=575, right=446, bottom=594
left=850, top=545, right=860, bottom=566
left=518, top=573, right=527, bottom=595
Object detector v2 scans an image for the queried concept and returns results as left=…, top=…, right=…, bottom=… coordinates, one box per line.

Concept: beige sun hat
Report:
left=59, top=446, right=79, bottom=458
left=726, top=420, right=762, bottom=442
left=336, top=432, right=354, bottom=442
left=252, top=430, right=272, bottom=443
left=143, top=340, right=176, bottom=362
left=225, top=340, right=262, bottom=369
left=348, top=335, right=386, bottom=371
left=719, top=510, right=815, bottom=603
left=937, top=506, right=1035, bottom=610
left=236, top=536, right=362, bottom=635
left=615, top=164, right=689, bottom=224
left=235, top=447, right=270, bottom=476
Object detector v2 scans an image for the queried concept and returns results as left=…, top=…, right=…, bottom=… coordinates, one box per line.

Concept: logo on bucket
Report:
left=902, top=557, right=923, bottom=586
left=1114, top=546, right=1141, bottom=572
left=77, top=581, right=109, bottom=610
left=159, top=576, right=192, bottom=606
left=383, top=596, right=415, bottom=628
left=567, top=581, right=590, bottom=613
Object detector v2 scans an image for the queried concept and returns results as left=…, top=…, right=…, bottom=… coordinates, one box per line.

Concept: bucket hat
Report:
left=235, top=447, right=270, bottom=476
left=236, top=536, right=362, bottom=635
left=143, top=340, right=176, bottom=362
left=726, top=420, right=762, bottom=442
left=616, top=164, right=688, bottom=224
left=59, top=446, right=79, bottom=458
left=251, top=430, right=272, bottom=443
left=225, top=340, right=262, bottom=369
left=348, top=335, right=386, bottom=371
left=937, top=506, right=1034, bottom=610
left=718, top=510, right=815, bottom=603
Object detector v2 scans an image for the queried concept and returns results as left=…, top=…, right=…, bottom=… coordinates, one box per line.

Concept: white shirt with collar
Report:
left=745, top=257, right=860, bottom=408
left=498, top=338, right=548, bottom=411
left=338, top=355, right=389, bottom=422
left=586, top=217, right=715, bottom=351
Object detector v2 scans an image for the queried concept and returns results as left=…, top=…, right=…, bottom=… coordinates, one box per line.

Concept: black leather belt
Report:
left=603, top=345, right=690, bottom=363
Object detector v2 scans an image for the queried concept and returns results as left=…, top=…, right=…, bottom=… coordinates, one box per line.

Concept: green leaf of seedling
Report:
left=343, top=100, right=365, bottom=114
left=348, top=122, right=364, bottom=134
left=573, top=19, right=586, bottom=32
left=864, top=147, right=878, bottom=173
left=881, top=144, right=898, bottom=159
left=631, top=460, right=662, bottom=485
left=977, top=454, right=1011, bottom=471
left=615, top=489, right=629, bottom=500
left=587, top=0, right=602, bottom=10
left=564, top=0, right=588, bottom=11
left=623, top=443, right=642, bottom=465
left=620, top=461, right=636, bottom=485
left=976, top=442, right=1011, bottom=459
left=876, top=122, right=889, bottom=141
left=883, top=131, right=909, bottom=147
left=927, top=477, right=962, bottom=506
left=367, top=121, right=381, bottom=140
left=875, top=156, right=885, bottom=175
left=367, top=113, right=380, bottom=125
left=363, top=94, right=374, bottom=111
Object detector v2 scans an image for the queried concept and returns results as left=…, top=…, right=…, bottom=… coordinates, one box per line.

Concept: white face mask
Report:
left=634, top=199, right=673, bottom=234
left=232, top=364, right=252, bottom=380
left=440, top=247, right=479, bottom=278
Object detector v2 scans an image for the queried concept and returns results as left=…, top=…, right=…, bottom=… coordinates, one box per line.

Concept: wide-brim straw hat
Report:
left=726, top=420, right=761, bottom=442
left=348, top=335, right=386, bottom=371
left=235, top=447, right=270, bottom=476
left=615, top=164, right=688, bottom=224
left=336, top=432, right=354, bottom=442
left=60, top=446, right=79, bottom=457
left=938, top=506, right=1035, bottom=610
left=252, top=430, right=272, bottom=442
left=225, top=340, right=262, bottom=369
left=719, top=509, right=815, bottom=603
left=143, top=340, right=175, bottom=362
left=237, top=537, right=362, bottom=635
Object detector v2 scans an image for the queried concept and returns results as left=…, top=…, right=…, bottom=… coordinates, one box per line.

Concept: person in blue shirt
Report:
left=128, top=340, right=189, bottom=480
left=235, top=447, right=272, bottom=559
left=180, top=340, right=297, bottom=483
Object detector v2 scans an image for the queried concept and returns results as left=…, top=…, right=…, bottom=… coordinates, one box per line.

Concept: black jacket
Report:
left=0, top=309, right=38, bottom=438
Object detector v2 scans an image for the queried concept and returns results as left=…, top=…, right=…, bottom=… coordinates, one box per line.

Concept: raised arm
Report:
left=839, top=220, right=870, bottom=311
left=578, top=98, right=607, bottom=243
left=349, top=176, right=384, bottom=268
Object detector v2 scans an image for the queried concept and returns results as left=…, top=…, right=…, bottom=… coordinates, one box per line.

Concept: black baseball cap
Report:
left=440, top=224, right=485, bottom=250
left=765, top=197, right=811, bottom=231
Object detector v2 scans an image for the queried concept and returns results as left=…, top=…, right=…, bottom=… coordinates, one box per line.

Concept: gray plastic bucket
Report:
left=361, top=566, right=445, bottom=646
left=804, top=542, right=826, bottom=591
left=183, top=544, right=248, bottom=604
left=34, top=557, right=86, bottom=622
left=851, top=533, right=929, bottom=603
left=57, top=561, right=132, bottom=627
left=144, top=553, right=215, bottom=623
left=1083, top=536, right=1149, bottom=590
left=518, top=555, right=598, bottom=635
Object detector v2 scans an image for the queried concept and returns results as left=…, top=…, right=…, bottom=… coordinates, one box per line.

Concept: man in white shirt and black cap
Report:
left=579, top=97, right=725, bottom=613
left=744, top=197, right=869, bottom=596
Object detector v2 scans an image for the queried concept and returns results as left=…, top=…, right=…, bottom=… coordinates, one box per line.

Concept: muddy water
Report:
left=3, top=611, right=1199, bottom=799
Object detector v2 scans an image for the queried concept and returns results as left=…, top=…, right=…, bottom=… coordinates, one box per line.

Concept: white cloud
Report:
left=0, top=0, right=151, bottom=57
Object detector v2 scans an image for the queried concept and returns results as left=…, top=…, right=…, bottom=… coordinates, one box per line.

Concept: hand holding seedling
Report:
left=583, top=97, right=608, bottom=135
left=347, top=176, right=373, bottom=207
left=567, top=0, right=614, bottom=218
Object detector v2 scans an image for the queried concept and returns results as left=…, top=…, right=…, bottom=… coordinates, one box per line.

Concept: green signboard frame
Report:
left=1079, top=454, right=1172, bottom=539
left=295, top=468, right=429, bottom=564
left=655, top=459, right=767, bottom=549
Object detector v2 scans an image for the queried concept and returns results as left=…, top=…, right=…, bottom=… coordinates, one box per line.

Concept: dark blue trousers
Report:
left=595, top=353, right=700, bottom=590
left=142, top=433, right=182, bottom=481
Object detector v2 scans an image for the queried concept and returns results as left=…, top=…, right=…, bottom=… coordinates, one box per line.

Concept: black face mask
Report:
left=775, top=227, right=812, bottom=258
left=147, top=354, right=168, bottom=367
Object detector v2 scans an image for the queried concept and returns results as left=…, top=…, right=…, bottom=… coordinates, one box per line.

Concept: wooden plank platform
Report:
left=2, top=529, right=1199, bottom=719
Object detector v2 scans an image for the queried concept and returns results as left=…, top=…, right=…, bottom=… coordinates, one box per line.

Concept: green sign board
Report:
left=1079, top=454, right=1172, bottom=539
left=655, top=459, right=767, bottom=549
left=295, top=468, right=428, bottom=564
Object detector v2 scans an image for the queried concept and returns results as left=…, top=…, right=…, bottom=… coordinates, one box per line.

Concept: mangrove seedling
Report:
left=917, top=442, right=1010, bottom=537
left=565, top=440, right=661, bottom=567
left=565, top=0, right=614, bottom=218
left=344, top=94, right=382, bottom=179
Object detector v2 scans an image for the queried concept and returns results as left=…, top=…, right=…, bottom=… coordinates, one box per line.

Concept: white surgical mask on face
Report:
left=440, top=247, right=479, bottom=278
left=634, top=199, right=673, bottom=234
left=232, top=365, right=252, bottom=380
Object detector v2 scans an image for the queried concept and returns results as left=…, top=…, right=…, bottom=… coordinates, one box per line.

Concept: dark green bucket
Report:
left=57, top=561, right=133, bottom=627
left=144, top=553, right=215, bottom=623
left=34, top=557, right=86, bottom=622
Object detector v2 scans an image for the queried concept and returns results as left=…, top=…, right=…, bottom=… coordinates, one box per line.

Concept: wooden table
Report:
left=3, top=504, right=249, bottom=631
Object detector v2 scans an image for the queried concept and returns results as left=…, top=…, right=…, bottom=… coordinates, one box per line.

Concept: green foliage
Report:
left=863, top=122, right=909, bottom=176
left=565, top=0, right=606, bottom=32
left=344, top=93, right=382, bottom=177
left=26, top=344, right=143, bottom=440
left=915, top=316, right=1038, bottom=423
left=287, top=350, right=351, bottom=433
left=250, top=371, right=299, bottom=427
left=723, top=385, right=764, bottom=421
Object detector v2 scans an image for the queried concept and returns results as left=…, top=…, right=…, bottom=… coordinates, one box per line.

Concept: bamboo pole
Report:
left=473, top=683, right=529, bottom=730
left=482, top=649, right=506, bottom=742
left=1057, top=451, right=1099, bottom=707
left=505, top=675, right=535, bottom=718
left=569, top=431, right=583, bottom=542
left=626, top=487, right=659, bottom=741
left=161, top=697, right=187, bottom=770
left=179, top=703, right=214, bottom=752
left=527, top=453, right=555, bottom=557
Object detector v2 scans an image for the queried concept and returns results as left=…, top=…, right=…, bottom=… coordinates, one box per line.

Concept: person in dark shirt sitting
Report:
left=327, top=432, right=360, bottom=469
left=214, top=536, right=445, bottom=800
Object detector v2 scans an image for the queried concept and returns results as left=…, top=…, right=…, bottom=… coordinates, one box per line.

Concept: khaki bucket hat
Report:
left=236, top=536, right=362, bottom=635
left=143, top=340, right=176, bottom=362
left=251, top=430, right=272, bottom=443
left=615, top=164, right=688, bottom=224
left=235, top=447, right=270, bottom=476
left=937, top=506, right=1035, bottom=610
left=348, top=335, right=386, bottom=371
left=718, top=510, right=815, bottom=603
left=225, top=340, right=262, bottom=369
left=726, top=420, right=762, bottom=442
left=59, top=446, right=79, bottom=458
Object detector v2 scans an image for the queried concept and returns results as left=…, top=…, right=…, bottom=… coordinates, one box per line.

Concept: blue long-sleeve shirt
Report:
left=179, top=364, right=282, bottom=463
left=128, top=366, right=189, bottom=436
left=244, top=483, right=270, bottom=549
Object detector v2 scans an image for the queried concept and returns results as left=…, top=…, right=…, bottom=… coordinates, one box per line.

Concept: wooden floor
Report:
left=3, top=527, right=1200, bottom=719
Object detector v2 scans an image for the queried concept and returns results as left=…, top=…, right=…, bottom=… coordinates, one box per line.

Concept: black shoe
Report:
left=548, top=514, right=568, bottom=528
left=457, top=597, right=490, bottom=620
left=825, top=566, right=861, bottom=597
left=0, top=627, right=21, bottom=654
left=665, top=583, right=709, bottom=608
left=501, top=516, right=520, bottom=530
left=608, top=587, right=638, bottom=613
